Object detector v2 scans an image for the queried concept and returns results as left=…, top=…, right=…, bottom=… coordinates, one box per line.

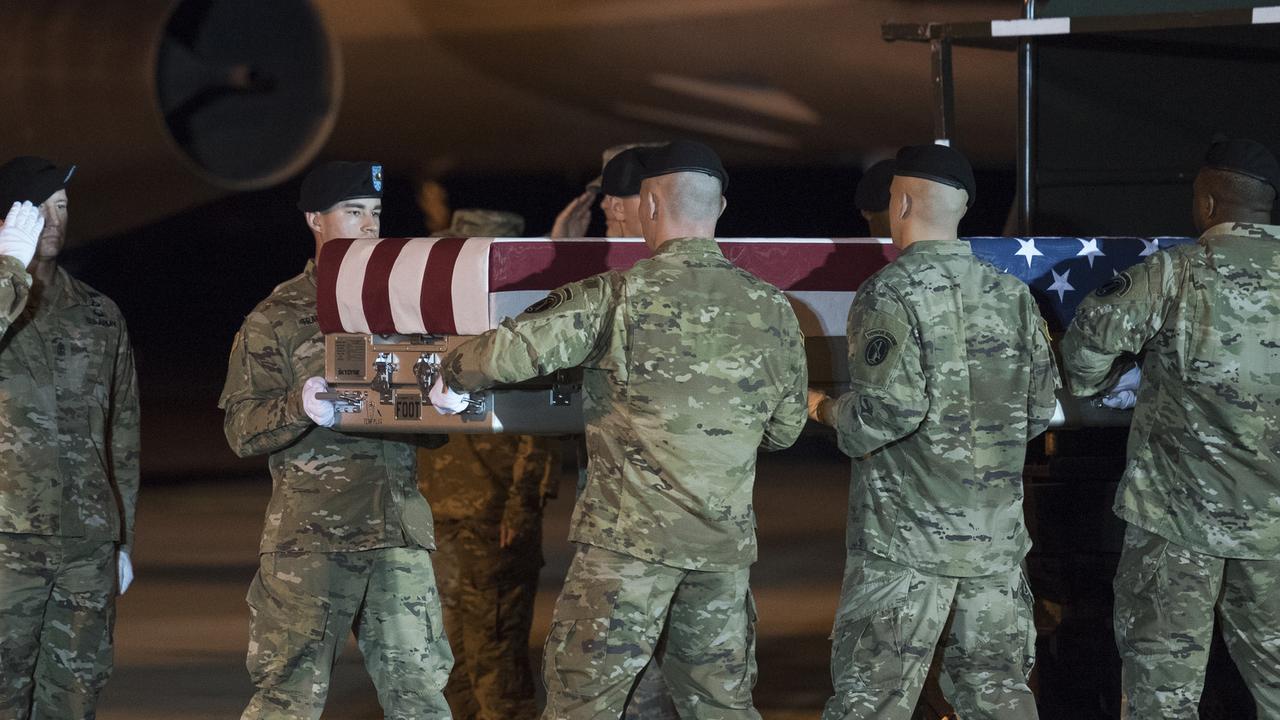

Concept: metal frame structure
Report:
left=882, top=3, right=1280, bottom=232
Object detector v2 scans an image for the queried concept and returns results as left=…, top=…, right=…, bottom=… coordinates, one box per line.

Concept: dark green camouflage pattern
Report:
left=0, top=534, right=117, bottom=720
left=827, top=240, right=1058, bottom=577
left=442, top=237, right=809, bottom=571
left=1062, top=222, right=1280, bottom=559
left=0, top=264, right=140, bottom=550
left=1112, top=524, right=1280, bottom=718
left=219, top=261, right=445, bottom=554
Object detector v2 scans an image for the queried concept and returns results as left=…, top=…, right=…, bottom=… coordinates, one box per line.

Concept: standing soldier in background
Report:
left=0, top=157, right=141, bottom=720
left=418, top=208, right=561, bottom=720
left=855, top=159, right=896, bottom=238
left=1061, top=138, right=1280, bottom=718
left=550, top=142, right=663, bottom=238
left=430, top=140, right=809, bottom=719
left=220, top=161, right=453, bottom=720
left=809, top=144, right=1058, bottom=720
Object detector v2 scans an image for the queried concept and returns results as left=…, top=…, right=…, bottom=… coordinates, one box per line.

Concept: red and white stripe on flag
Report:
left=317, top=237, right=898, bottom=337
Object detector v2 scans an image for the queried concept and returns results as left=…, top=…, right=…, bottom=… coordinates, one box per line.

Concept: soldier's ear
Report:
left=718, top=196, right=727, bottom=219
left=305, top=211, right=322, bottom=233
left=644, top=191, right=658, bottom=222
left=1204, top=193, right=1217, bottom=222
left=897, top=192, right=912, bottom=221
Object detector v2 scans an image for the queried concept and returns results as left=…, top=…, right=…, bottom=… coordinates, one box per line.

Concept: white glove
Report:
left=429, top=375, right=471, bottom=415
left=1101, top=366, right=1141, bottom=410
left=0, top=201, right=45, bottom=267
left=118, top=549, right=134, bottom=596
left=302, top=376, right=336, bottom=427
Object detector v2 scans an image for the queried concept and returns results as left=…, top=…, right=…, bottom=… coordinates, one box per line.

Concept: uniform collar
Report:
left=303, top=258, right=318, bottom=286
left=652, top=236, right=722, bottom=258
left=899, top=238, right=972, bottom=257
left=30, top=265, right=89, bottom=313
left=1200, top=222, right=1280, bottom=242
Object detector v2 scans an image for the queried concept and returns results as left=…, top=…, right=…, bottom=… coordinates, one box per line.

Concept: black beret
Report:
left=1204, top=138, right=1280, bottom=195
left=894, top=143, right=976, bottom=207
left=0, top=156, right=76, bottom=209
left=635, top=139, right=728, bottom=191
left=601, top=148, right=645, bottom=197
left=298, top=161, right=383, bottom=212
left=855, top=159, right=896, bottom=212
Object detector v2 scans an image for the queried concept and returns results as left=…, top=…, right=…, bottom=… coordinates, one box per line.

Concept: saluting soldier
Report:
left=0, top=157, right=141, bottom=720
left=1061, top=138, right=1280, bottom=718
left=430, top=140, right=809, bottom=719
left=809, top=144, right=1059, bottom=720
left=418, top=208, right=561, bottom=720
left=220, top=161, right=453, bottom=720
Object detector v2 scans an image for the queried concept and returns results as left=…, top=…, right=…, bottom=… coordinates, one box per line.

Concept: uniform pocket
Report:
left=1113, top=527, right=1170, bottom=658
left=543, top=579, right=622, bottom=701
left=828, top=554, right=916, bottom=693
left=244, top=562, right=331, bottom=688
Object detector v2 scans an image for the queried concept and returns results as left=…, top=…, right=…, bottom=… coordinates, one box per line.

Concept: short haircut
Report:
left=658, top=172, right=722, bottom=224
left=1197, top=167, right=1277, bottom=214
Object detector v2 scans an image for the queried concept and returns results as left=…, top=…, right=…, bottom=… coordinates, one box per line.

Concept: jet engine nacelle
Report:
left=0, top=0, right=340, bottom=240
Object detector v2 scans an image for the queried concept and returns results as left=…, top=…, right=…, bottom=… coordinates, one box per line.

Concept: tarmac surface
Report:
left=95, top=437, right=848, bottom=720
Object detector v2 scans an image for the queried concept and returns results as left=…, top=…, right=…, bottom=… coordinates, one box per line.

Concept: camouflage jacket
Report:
left=1062, top=223, right=1280, bottom=559
left=220, top=260, right=444, bottom=554
left=419, top=434, right=559, bottom=526
left=442, top=237, right=809, bottom=571
left=827, top=240, right=1058, bottom=577
left=0, top=259, right=141, bottom=551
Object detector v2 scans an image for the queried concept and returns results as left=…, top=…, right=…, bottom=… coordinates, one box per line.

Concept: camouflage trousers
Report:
left=541, top=543, right=760, bottom=720
left=1113, top=524, right=1280, bottom=719
left=0, top=534, right=116, bottom=720
left=622, top=658, right=680, bottom=720
left=240, top=546, right=454, bottom=720
left=822, top=551, right=1037, bottom=720
left=435, top=523, right=541, bottom=720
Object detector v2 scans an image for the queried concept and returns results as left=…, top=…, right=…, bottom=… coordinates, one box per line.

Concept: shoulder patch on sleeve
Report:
left=523, top=287, right=574, bottom=315
left=863, top=329, right=898, bottom=366
left=1095, top=272, right=1133, bottom=298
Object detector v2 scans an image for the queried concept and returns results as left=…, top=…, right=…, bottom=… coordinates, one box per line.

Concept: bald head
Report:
left=638, top=171, right=726, bottom=250
left=1193, top=168, right=1276, bottom=232
left=889, top=175, right=969, bottom=248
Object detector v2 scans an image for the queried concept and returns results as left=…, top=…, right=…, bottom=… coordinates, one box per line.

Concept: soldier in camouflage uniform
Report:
left=0, top=157, right=142, bottom=720
left=0, top=156, right=141, bottom=717
left=418, top=208, right=561, bottom=720
left=555, top=144, right=683, bottom=720
left=1061, top=138, right=1280, bottom=719
left=809, top=144, right=1059, bottom=720
left=220, top=161, right=453, bottom=720
left=430, top=140, right=809, bottom=719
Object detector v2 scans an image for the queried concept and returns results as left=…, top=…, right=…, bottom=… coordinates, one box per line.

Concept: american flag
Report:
left=316, top=236, right=1195, bottom=338
left=969, top=236, right=1194, bottom=330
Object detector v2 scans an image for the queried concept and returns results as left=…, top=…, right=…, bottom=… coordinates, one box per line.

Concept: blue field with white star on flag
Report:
left=967, top=236, right=1195, bottom=330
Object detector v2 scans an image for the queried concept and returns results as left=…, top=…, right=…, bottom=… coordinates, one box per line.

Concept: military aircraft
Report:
left=0, top=0, right=1017, bottom=243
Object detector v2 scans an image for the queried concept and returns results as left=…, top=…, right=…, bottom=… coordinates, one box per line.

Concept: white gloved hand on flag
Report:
left=429, top=375, right=471, bottom=415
